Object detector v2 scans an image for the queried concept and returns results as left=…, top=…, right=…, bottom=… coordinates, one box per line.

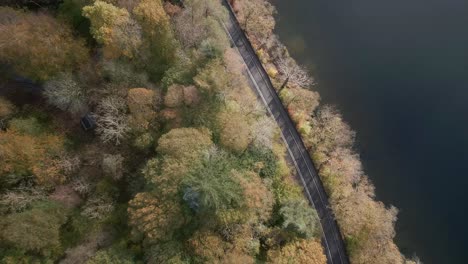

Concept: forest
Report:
left=0, top=0, right=326, bottom=263
left=0, top=0, right=420, bottom=263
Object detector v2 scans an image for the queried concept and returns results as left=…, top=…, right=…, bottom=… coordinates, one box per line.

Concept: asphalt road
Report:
left=221, top=2, right=350, bottom=263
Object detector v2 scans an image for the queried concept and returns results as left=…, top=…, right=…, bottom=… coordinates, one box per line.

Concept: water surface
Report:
left=271, top=0, right=468, bottom=263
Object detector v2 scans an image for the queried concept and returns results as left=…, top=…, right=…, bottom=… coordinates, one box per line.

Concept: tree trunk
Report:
left=278, top=76, right=289, bottom=93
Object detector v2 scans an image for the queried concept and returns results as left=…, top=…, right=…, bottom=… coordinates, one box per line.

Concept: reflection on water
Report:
left=272, top=0, right=468, bottom=263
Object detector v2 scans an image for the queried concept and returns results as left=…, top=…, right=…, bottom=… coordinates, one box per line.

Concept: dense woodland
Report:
left=0, top=0, right=326, bottom=263
left=0, top=0, right=421, bottom=263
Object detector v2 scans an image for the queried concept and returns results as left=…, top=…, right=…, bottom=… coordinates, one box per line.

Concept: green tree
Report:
left=182, top=149, right=244, bottom=212
left=279, top=199, right=321, bottom=239
left=173, top=0, right=228, bottom=58
left=133, top=0, right=177, bottom=80
left=145, top=241, right=188, bottom=264
left=58, top=0, right=92, bottom=38
left=0, top=201, right=68, bottom=256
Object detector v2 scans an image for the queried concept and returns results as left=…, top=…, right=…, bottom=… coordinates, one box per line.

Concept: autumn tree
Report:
left=194, top=59, right=232, bottom=92
left=235, top=0, right=276, bottom=45
left=156, top=127, right=213, bottom=162
left=102, top=61, right=150, bottom=87
left=0, top=129, right=65, bottom=187
left=188, top=226, right=256, bottom=263
left=44, top=73, right=87, bottom=115
left=0, top=97, right=15, bottom=121
left=235, top=171, right=274, bottom=222
left=83, top=1, right=142, bottom=58
left=267, top=239, right=326, bottom=264
left=127, top=88, right=156, bottom=131
left=128, top=192, right=184, bottom=242
left=173, top=0, right=228, bottom=57
left=0, top=7, right=88, bottom=81
left=145, top=128, right=213, bottom=196
left=164, top=84, right=185, bottom=108
left=145, top=241, right=187, bottom=264
left=307, top=105, right=355, bottom=156
left=86, top=247, right=134, bottom=264
left=188, top=230, right=228, bottom=262
left=332, top=178, right=403, bottom=264
left=133, top=0, right=177, bottom=79
left=317, top=147, right=362, bottom=195
left=93, top=96, right=129, bottom=145
left=218, top=111, right=252, bottom=153
left=280, top=87, right=320, bottom=126
left=0, top=201, right=68, bottom=256
left=276, top=57, right=314, bottom=90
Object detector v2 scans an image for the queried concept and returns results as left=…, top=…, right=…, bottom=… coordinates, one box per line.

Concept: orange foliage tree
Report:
left=0, top=7, right=89, bottom=81
left=0, top=129, right=65, bottom=187
left=127, top=88, right=156, bottom=131
left=127, top=192, right=184, bottom=242
left=267, top=239, right=326, bottom=264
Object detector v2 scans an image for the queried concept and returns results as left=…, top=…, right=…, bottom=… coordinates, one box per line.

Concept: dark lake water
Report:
left=271, top=0, right=468, bottom=263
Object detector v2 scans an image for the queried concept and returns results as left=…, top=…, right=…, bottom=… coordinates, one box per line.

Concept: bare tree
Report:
left=102, top=154, right=124, bottom=180
left=0, top=187, right=45, bottom=213
left=251, top=116, right=276, bottom=150
left=71, top=177, right=92, bottom=196
left=81, top=196, right=114, bottom=220
left=174, top=6, right=207, bottom=48
left=276, top=57, right=314, bottom=91
left=93, top=97, right=129, bottom=145
left=43, top=73, right=87, bottom=114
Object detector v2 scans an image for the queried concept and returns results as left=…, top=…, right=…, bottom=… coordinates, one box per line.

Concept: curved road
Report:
left=221, top=2, right=349, bottom=263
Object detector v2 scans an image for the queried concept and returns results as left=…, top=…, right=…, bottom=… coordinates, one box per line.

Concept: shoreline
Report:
left=229, top=0, right=420, bottom=262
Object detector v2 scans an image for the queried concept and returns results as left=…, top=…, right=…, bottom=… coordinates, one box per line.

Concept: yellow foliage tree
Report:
left=133, top=0, right=170, bottom=35
left=83, top=0, right=141, bottom=58
left=218, top=111, right=252, bottom=153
